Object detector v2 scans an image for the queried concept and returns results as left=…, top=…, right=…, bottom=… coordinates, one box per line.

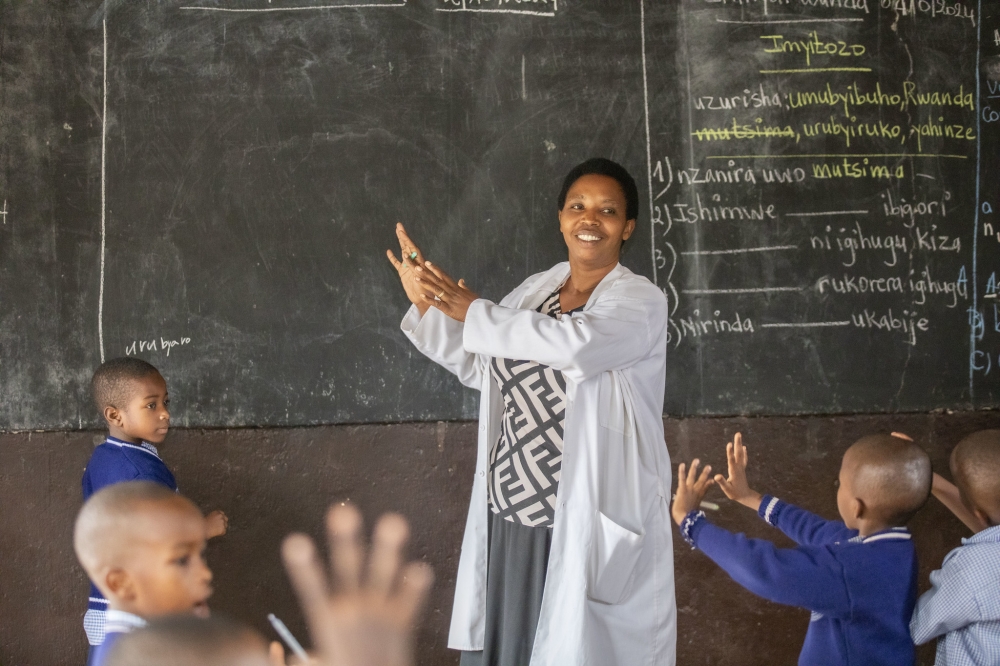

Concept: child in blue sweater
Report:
left=673, top=432, right=931, bottom=666
left=82, top=358, right=227, bottom=660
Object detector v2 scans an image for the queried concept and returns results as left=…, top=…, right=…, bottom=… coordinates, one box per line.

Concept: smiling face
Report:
left=110, top=373, right=171, bottom=444
left=558, top=174, right=635, bottom=270
left=120, top=499, right=214, bottom=619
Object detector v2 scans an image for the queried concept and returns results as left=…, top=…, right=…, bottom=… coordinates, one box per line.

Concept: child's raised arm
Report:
left=930, top=472, right=987, bottom=533
left=714, top=433, right=763, bottom=512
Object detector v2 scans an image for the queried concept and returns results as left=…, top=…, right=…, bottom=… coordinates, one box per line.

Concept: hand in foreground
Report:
left=713, top=433, right=763, bottom=511
left=205, top=510, right=228, bottom=538
left=386, top=223, right=431, bottom=315
left=671, top=460, right=714, bottom=526
left=281, top=504, right=434, bottom=666
left=413, top=262, right=479, bottom=323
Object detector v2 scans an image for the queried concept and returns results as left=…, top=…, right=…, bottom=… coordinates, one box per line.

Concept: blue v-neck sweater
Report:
left=681, top=496, right=918, bottom=666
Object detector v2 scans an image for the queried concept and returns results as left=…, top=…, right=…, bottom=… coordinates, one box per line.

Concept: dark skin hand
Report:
left=388, top=173, right=636, bottom=322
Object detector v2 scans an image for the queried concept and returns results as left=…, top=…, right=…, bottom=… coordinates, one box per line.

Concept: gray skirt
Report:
left=459, top=511, right=553, bottom=666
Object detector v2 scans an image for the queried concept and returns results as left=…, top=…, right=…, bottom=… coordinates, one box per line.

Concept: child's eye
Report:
left=164, top=399, right=171, bottom=407
left=147, top=402, right=156, bottom=409
left=602, top=208, right=616, bottom=215
left=174, top=555, right=190, bottom=566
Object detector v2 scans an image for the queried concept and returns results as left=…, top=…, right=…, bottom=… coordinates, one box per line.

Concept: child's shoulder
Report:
left=83, top=439, right=177, bottom=495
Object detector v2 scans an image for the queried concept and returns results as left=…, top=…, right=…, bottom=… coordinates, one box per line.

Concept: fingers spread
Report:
left=368, top=513, right=409, bottom=597
left=686, top=459, right=701, bottom=484
left=327, top=504, right=364, bottom=594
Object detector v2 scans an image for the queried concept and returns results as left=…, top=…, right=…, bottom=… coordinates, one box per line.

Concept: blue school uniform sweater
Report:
left=81, top=437, right=177, bottom=646
left=680, top=495, right=918, bottom=666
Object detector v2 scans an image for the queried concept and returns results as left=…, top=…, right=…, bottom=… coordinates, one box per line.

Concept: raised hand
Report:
left=671, top=459, right=714, bottom=526
left=386, top=223, right=432, bottom=315
left=413, top=261, right=479, bottom=323
left=205, top=509, right=228, bottom=539
left=281, top=504, right=433, bottom=666
left=714, top=433, right=763, bottom=511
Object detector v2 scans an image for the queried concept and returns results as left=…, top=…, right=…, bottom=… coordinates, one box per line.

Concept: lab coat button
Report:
left=478, top=471, right=486, bottom=477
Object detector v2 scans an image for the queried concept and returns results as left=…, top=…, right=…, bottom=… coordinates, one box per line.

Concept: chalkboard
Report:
left=1, top=0, right=998, bottom=430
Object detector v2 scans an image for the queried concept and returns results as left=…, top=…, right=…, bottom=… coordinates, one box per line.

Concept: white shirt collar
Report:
left=105, top=609, right=147, bottom=635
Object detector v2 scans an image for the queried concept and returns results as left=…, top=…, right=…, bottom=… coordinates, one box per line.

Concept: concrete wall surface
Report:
left=1, top=411, right=996, bottom=665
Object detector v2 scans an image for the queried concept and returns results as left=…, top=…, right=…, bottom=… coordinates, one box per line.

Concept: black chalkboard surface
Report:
left=1, top=0, right=998, bottom=429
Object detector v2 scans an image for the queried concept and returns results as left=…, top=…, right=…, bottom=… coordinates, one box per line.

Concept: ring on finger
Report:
left=436, top=291, right=445, bottom=299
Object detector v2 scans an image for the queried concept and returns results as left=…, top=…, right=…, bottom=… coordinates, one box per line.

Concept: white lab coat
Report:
left=401, top=261, right=676, bottom=666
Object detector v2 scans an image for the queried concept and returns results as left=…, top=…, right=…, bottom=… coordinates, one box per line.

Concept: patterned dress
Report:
left=461, top=289, right=582, bottom=666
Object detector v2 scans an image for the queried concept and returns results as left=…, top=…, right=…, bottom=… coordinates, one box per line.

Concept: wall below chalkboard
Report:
left=2, top=411, right=995, bottom=666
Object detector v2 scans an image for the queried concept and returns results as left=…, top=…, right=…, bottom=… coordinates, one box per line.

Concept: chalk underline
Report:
left=683, top=287, right=802, bottom=295
left=785, top=210, right=868, bottom=217
left=761, top=67, right=873, bottom=74
left=760, top=321, right=852, bottom=328
left=718, top=17, right=864, bottom=24
left=179, top=2, right=405, bottom=12
left=705, top=153, right=969, bottom=160
left=682, top=245, right=798, bottom=256
left=436, top=7, right=555, bottom=15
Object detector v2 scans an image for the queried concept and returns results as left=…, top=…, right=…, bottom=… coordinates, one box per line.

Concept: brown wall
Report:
left=1, top=412, right=996, bottom=666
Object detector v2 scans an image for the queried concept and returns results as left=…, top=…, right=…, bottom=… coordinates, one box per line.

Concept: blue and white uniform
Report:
left=680, top=495, right=918, bottom=666
left=91, top=610, right=147, bottom=666
left=910, top=524, right=1000, bottom=666
left=81, top=437, right=177, bottom=648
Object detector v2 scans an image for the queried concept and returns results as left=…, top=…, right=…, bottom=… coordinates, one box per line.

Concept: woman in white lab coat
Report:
left=387, top=158, right=676, bottom=666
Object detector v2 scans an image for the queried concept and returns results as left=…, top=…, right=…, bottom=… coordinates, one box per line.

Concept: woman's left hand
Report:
left=414, top=262, right=479, bottom=322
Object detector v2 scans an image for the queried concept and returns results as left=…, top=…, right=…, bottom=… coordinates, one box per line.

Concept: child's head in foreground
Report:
left=950, top=429, right=1000, bottom=527
left=92, top=357, right=170, bottom=444
left=106, top=615, right=271, bottom=666
left=837, top=434, right=931, bottom=533
left=74, top=481, right=213, bottom=619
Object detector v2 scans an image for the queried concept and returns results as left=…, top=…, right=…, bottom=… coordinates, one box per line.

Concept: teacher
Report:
left=387, top=158, right=676, bottom=666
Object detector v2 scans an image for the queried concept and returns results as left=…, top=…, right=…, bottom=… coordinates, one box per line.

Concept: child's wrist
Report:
left=739, top=491, right=763, bottom=511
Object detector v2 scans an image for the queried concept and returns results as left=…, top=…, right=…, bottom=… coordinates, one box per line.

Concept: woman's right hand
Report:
left=387, top=223, right=431, bottom=315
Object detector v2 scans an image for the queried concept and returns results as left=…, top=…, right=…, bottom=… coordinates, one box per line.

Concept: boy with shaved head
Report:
left=911, top=430, right=1000, bottom=664
left=82, top=358, right=226, bottom=658
left=673, top=432, right=931, bottom=665
left=74, top=482, right=214, bottom=666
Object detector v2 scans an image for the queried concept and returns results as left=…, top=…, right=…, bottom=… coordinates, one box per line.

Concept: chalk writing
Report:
left=125, top=336, right=192, bottom=357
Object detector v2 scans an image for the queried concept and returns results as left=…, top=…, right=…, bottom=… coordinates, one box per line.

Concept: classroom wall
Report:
left=1, top=411, right=995, bottom=666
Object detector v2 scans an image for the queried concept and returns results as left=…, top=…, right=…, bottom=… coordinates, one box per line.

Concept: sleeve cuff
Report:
left=758, top=495, right=784, bottom=526
left=679, top=510, right=707, bottom=547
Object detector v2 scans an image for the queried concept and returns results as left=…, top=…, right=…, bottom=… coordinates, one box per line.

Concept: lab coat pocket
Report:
left=587, top=510, right=645, bottom=605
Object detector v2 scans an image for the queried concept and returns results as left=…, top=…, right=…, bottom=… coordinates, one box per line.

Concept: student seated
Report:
left=73, top=481, right=214, bottom=666
left=673, top=432, right=931, bottom=666
left=910, top=429, right=1000, bottom=664
left=82, top=357, right=226, bottom=656
left=105, top=616, right=272, bottom=666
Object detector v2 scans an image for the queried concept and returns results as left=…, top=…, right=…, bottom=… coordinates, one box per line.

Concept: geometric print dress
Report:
left=487, top=289, right=572, bottom=528
left=461, top=289, right=583, bottom=666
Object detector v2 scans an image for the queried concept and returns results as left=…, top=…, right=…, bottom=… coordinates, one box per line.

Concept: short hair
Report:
left=951, top=430, right=1000, bottom=517
left=106, top=615, right=270, bottom=666
left=74, top=481, right=197, bottom=581
left=92, top=357, right=161, bottom=413
left=557, top=158, right=640, bottom=222
left=847, top=434, right=932, bottom=526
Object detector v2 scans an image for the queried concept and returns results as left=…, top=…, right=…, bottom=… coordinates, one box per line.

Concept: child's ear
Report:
left=851, top=497, right=866, bottom=521
left=105, top=568, right=137, bottom=601
left=103, top=405, right=123, bottom=427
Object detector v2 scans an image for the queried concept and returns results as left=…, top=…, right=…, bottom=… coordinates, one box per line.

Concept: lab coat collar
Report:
left=515, top=261, right=627, bottom=311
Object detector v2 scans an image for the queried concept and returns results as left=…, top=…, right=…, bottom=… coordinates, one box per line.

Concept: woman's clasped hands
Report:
left=385, top=223, right=478, bottom=322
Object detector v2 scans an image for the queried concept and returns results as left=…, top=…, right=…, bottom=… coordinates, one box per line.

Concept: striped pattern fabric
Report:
left=488, top=290, right=579, bottom=528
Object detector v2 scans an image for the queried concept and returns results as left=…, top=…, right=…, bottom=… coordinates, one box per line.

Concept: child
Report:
left=910, top=429, right=1000, bottom=663
left=673, top=432, right=931, bottom=665
left=82, top=357, right=226, bottom=656
left=73, top=481, right=215, bottom=666
left=105, top=616, right=273, bottom=666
